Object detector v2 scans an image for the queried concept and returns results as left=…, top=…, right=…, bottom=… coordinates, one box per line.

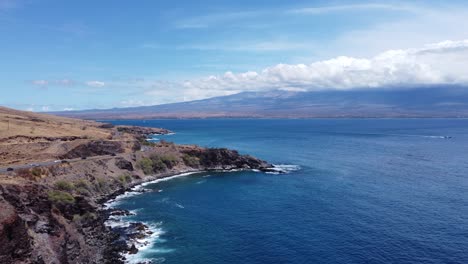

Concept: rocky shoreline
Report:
left=99, top=167, right=281, bottom=263
left=0, top=142, right=275, bottom=264
left=0, top=106, right=277, bottom=263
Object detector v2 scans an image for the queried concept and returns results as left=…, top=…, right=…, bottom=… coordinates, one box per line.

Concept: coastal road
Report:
left=0, top=155, right=116, bottom=173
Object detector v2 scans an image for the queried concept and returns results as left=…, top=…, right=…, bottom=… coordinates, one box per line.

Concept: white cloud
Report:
left=29, top=40, right=468, bottom=107
left=323, top=5, right=468, bottom=58
left=31, top=80, right=48, bottom=86
left=30, top=79, right=77, bottom=87
left=108, top=39, right=468, bottom=105
left=85, top=80, right=105, bottom=87
left=168, top=40, right=468, bottom=94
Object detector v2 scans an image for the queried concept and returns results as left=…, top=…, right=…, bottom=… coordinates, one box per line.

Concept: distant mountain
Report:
left=53, top=86, right=468, bottom=119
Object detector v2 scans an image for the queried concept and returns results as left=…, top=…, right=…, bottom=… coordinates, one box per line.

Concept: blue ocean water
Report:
left=107, top=119, right=468, bottom=264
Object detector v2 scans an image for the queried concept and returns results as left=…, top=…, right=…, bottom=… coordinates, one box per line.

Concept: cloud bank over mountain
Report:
left=105, top=39, right=468, bottom=106
left=23, top=39, right=468, bottom=111
left=180, top=40, right=468, bottom=95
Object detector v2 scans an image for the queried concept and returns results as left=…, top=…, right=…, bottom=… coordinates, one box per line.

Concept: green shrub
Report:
left=182, top=154, right=200, bottom=167
left=75, top=179, right=90, bottom=190
left=76, top=187, right=91, bottom=196
left=48, top=190, right=75, bottom=204
left=73, top=212, right=97, bottom=223
left=149, top=154, right=167, bottom=172
left=136, top=158, right=154, bottom=175
left=160, top=154, right=179, bottom=169
left=153, top=158, right=167, bottom=172
left=118, top=174, right=133, bottom=185
left=83, top=212, right=97, bottom=221
left=54, top=181, right=75, bottom=191
left=73, top=214, right=82, bottom=222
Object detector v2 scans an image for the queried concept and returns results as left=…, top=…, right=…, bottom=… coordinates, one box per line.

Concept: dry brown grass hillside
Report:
left=0, top=106, right=111, bottom=141
left=0, top=106, right=167, bottom=167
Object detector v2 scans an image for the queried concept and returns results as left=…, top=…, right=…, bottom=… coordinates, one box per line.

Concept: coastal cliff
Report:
left=0, top=107, right=272, bottom=263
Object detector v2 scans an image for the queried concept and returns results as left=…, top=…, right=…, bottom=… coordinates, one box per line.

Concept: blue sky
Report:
left=1, top=0, right=468, bottom=111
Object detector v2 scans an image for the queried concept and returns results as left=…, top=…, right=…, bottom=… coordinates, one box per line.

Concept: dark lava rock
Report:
left=182, top=147, right=273, bottom=171
left=110, top=210, right=134, bottom=217
left=128, top=244, right=138, bottom=255
left=129, top=222, right=147, bottom=232
left=115, top=158, right=134, bottom=171
left=61, top=140, right=124, bottom=159
left=0, top=200, right=32, bottom=263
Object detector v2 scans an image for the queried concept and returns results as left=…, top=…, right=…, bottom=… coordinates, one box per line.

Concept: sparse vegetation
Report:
left=160, top=154, right=179, bottom=169
left=76, top=187, right=91, bottom=196
left=16, top=168, right=33, bottom=179
left=96, top=178, right=110, bottom=192
left=118, top=173, right=133, bottom=185
left=75, top=180, right=92, bottom=196
left=139, top=137, right=156, bottom=146
left=151, top=157, right=167, bottom=172
left=182, top=154, right=200, bottom=167
left=48, top=190, right=75, bottom=204
left=136, top=154, right=179, bottom=174
left=136, top=157, right=154, bottom=175
left=158, top=140, right=175, bottom=147
left=31, top=167, right=43, bottom=177
left=73, top=212, right=97, bottom=223
left=15, top=167, right=48, bottom=180
left=83, top=212, right=97, bottom=221
left=75, top=179, right=90, bottom=190
left=54, top=180, right=75, bottom=191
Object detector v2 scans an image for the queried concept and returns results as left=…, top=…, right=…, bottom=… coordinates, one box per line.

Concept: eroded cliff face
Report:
left=0, top=183, right=122, bottom=264
left=0, top=141, right=272, bottom=263
left=0, top=198, right=31, bottom=263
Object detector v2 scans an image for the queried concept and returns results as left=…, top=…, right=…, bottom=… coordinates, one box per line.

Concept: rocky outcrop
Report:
left=116, top=126, right=171, bottom=136
left=0, top=183, right=123, bottom=264
left=115, top=158, right=134, bottom=171
left=0, top=199, right=31, bottom=264
left=182, top=147, right=272, bottom=171
left=61, top=140, right=124, bottom=159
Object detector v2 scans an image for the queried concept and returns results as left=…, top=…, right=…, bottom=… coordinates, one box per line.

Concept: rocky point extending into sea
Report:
left=0, top=107, right=275, bottom=263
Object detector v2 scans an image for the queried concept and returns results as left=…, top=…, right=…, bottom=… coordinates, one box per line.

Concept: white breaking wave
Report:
left=133, top=172, right=199, bottom=192
left=104, top=191, right=142, bottom=210
left=267, top=164, right=301, bottom=174
left=103, top=167, right=298, bottom=262
left=124, top=221, right=169, bottom=264
left=104, top=206, right=172, bottom=264
left=387, top=133, right=450, bottom=139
